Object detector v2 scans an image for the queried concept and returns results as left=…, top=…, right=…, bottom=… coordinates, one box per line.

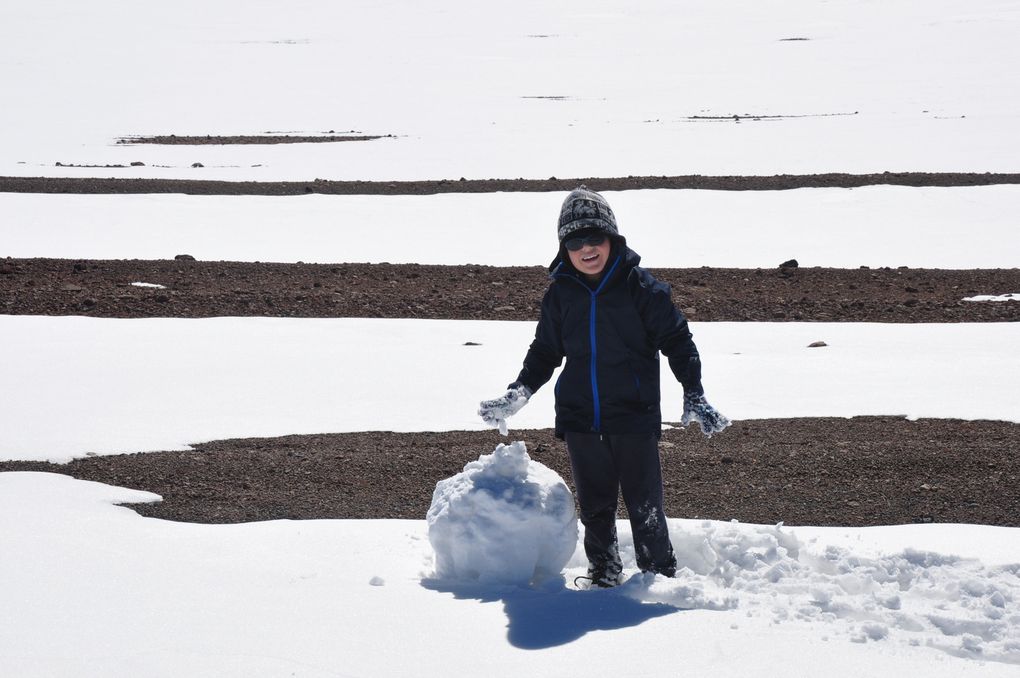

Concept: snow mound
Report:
left=427, top=441, right=577, bottom=585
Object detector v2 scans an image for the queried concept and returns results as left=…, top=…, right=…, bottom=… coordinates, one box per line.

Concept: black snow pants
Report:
left=565, top=432, right=677, bottom=577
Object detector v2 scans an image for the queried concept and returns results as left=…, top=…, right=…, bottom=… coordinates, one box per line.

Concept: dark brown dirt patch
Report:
left=2, top=258, right=1017, bottom=322
left=3, top=172, right=1020, bottom=196
left=3, top=418, right=1016, bottom=528
left=116, top=134, right=389, bottom=145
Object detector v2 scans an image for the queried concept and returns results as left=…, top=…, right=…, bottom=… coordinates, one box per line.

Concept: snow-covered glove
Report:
left=478, top=385, right=533, bottom=436
left=681, top=393, right=731, bottom=437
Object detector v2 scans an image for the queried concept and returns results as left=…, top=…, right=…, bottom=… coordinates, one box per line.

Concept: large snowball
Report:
left=427, top=441, right=577, bottom=585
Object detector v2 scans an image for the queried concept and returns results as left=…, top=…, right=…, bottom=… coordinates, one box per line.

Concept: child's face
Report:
left=567, top=234, right=612, bottom=279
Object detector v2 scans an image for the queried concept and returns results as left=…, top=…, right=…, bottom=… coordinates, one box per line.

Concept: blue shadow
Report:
left=421, top=576, right=680, bottom=650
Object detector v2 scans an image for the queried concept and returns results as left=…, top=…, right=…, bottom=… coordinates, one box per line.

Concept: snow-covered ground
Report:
left=3, top=0, right=1020, bottom=180
left=2, top=315, right=1017, bottom=462
left=2, top=471, right=1018, bottom=677
left=6, top=184, right=1020, bottom=268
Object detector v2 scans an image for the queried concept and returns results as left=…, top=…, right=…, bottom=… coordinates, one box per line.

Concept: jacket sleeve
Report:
left=510, top=285, right=564, bottom=393
left=632, top=269, right=704, bottom=395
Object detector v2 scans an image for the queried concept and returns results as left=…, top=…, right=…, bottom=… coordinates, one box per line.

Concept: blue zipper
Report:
left=589, top=293, right=600, bottom=430
left=551, top=254, right=622, bottom=432
left=587, top=255, right=622, bottom=432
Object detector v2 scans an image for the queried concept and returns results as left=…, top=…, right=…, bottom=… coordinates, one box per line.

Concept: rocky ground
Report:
left=2, top=258, right=1018, bottom=322
left=3, top=171, right=1020, bottom=196
left=2, top=418, right=1017, bottom=528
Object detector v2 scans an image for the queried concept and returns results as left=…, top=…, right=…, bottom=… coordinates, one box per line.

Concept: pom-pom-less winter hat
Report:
left=557, top=185, right=619, bottom=243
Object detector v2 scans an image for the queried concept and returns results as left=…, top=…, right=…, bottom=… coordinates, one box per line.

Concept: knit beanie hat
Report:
left=557, top=185, right=619, bottom=243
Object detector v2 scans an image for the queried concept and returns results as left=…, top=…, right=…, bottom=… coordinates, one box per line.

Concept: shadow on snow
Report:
left=421, top=575, right=681, bottom=650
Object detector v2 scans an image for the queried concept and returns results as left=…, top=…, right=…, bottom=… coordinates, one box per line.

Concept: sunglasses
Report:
left=563, top=233, right=607, bottom=251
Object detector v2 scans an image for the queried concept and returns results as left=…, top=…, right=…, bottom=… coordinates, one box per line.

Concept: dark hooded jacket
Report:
left=512, top=241, right=703, bottom=439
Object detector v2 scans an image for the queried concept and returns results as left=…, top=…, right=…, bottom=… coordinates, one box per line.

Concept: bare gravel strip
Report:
left=2, top=258, right=1017, bottom=322
left=2, top=418, right=1016, bottom=528
left=3, top=172, right=1020, bottom=196
left=116, top=135, right=387, bottom=145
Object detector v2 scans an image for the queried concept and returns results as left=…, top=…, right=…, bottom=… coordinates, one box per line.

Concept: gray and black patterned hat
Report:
left=557, top=185, right=619, bottom=242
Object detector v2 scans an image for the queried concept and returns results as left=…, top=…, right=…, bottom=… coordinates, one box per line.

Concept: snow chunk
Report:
left=861, top=623, right=889, bottom=641
left=130, top=281, right=167, bottom=289
left=427, top=441, right=577, bottom=585
left=962, top=293, right=1020, bottom=302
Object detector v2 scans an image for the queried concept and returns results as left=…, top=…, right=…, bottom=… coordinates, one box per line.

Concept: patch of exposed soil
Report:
left=116, top=134, right=390, bottom=145
left=685, top=112, right=857, bottom=122
left=3, top=418, right=1017, bottom=527
left=2, top=258, right=1017, bottom=322
left=2, top=172, right=1019, bottom=196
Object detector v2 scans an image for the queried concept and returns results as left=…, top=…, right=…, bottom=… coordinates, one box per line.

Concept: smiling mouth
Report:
left=582, top=253, right=600, bottom=263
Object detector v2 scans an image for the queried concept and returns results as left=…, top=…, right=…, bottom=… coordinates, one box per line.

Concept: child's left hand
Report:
left=681, top=393, right=731, bottom=437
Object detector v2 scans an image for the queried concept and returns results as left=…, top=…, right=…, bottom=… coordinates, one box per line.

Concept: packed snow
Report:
left=1, top=471, right=1018, bottom=677
left=427, top=442, right=577, bottom=585
left=2, top=315, right=1018, bottom=462
left=5, top=185, right=1020, bottom=268
left=3, top=1, right=1020, bottom=180
left=965, top=294, right=1020, bottom=303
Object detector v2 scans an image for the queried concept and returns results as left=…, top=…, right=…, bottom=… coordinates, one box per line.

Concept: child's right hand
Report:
left=478, top=385, right=533, bottom=436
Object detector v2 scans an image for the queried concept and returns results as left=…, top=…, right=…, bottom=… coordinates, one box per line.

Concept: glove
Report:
left=478, top=385, right=533, bottom=436
left=681, top=392, right=731, bottom=437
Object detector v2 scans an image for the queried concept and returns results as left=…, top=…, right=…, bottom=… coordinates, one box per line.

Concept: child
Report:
left=478, top=185, right=730, bottom=588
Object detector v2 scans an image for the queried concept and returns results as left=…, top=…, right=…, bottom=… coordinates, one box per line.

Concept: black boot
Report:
left=576, top=545, right=624, bottom=589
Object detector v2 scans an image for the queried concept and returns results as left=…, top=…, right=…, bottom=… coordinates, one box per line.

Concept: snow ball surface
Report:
left=427, top=441, right=577, bottom=585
